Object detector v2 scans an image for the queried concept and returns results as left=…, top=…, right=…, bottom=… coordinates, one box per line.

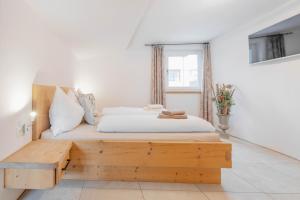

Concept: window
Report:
left=165, top=50, right=203, bottom=91
left=168, top=69, right=181, bottom=82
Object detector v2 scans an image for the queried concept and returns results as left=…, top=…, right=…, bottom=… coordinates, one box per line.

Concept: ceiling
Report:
left=25, top=0, right=291, bottom=58
left=250, top=13, right=300, bottom=37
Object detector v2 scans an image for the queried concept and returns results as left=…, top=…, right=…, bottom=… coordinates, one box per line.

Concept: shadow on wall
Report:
left=0, top=101, right=33, bottom=160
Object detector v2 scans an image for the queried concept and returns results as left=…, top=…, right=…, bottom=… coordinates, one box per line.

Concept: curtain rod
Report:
left=145, top=42, right=209, bottom=46
left=249, top=32, right=293, bottom=39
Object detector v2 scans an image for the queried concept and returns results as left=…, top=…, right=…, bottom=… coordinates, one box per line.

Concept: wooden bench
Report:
left=0, top=140, right=72, bottom=189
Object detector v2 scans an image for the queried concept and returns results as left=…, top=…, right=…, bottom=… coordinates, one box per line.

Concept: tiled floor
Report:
left=21, top=137, right=300, bottom=200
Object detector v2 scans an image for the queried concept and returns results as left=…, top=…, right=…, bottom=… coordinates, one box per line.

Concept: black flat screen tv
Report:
left=249, top=13, right=300, bottom=64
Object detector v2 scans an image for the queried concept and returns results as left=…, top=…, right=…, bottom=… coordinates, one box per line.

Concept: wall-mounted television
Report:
left=249, top=13, right=300, bottom=64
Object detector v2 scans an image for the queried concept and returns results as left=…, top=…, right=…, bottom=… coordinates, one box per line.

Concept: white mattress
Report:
left=41, top=124, right=220, bottom=141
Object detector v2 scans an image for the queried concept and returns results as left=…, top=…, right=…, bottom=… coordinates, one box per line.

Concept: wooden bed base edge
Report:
left=61, top=140, right=231, bottom=184
left=63, top=166, right=221, bottom=184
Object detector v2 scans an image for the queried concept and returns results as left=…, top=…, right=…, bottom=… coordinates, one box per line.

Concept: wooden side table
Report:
left=0, top=140, right=72, bottom=189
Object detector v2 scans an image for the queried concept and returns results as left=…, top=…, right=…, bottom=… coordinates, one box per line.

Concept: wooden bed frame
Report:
left=32, top=84, right=232, bottom=184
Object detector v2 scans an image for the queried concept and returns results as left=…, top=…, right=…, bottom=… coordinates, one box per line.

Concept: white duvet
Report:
left=97, top=113, right=216, bottom=133
left=101, top=106, right=162, bottom=115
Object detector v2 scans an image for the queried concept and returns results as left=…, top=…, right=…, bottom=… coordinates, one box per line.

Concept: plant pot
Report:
left=217, top=114, right=230, bottom=133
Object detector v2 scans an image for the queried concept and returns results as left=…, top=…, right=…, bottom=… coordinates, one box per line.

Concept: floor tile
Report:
left=230, top=137, right=298, bottom=164
left=84, top=180, right=140, bottom=190
left=22, top=186, right=82, bottom=200
left=232, top=162, right=300, bottom=193
left=142, top=190, right=208, bottom=200
left=139, top=182, right=199, bottom=191
left=266, top=162, right=300, bottom=179
left=21, top=190, right=46, bottom=200
left=204, top=192, right=272, bottom=200
left=197, top=170, right=259, bottom=193
left=80, top=188, right=143, bottom=200
left=270, top=194, right=300, bottom=200
left=58, top=180, right=85, bottom=188
left=21, top=180, right=84, bottom=200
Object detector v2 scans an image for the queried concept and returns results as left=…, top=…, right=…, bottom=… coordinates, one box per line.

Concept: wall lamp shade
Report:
left=30, top=111, right=37, bottom=122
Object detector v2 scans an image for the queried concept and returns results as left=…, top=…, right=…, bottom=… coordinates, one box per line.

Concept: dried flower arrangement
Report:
left=212, top=84, right=235, bottom=115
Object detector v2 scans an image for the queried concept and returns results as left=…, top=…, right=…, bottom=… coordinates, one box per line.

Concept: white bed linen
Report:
left=97, top=114, right=216, bottom=133
left=101, top=107, right=162, bottom=115
left=41, top=123, right=220, bottom=141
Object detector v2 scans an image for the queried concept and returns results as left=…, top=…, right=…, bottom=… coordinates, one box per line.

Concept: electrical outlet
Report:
left=16, top=121, right=31, bottom=137
left=25, top=123, right=32, bottom=135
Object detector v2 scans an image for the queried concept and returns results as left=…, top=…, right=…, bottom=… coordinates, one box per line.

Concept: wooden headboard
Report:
left=32, top=84, right=71, bottom=140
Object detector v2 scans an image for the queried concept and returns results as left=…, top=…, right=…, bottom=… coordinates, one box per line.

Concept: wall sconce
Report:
left=30, top=111, right=37, bottom=122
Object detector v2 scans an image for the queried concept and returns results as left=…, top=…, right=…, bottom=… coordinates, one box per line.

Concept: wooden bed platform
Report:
left=32, top=84, right=232, bottom=184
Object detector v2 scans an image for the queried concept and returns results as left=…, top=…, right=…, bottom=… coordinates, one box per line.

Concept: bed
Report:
left=32, top=84, right=232, bottom=184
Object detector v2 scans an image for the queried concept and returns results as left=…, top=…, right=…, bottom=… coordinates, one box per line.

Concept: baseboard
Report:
left=229, top=135, right=300, bottom=162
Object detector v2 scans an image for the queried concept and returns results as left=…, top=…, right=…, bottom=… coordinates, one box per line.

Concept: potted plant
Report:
left=212, top=84, right=235, bottom=133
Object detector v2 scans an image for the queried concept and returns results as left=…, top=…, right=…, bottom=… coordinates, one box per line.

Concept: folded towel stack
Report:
left=158, top=110, right=188, bottom=119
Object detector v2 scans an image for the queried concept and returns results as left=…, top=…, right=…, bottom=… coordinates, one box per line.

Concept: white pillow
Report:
left=67, top=90, right=80, bottom=105
left=78, top=92, right=97, bottom=125
left=49, top=87, right=84, bottom=136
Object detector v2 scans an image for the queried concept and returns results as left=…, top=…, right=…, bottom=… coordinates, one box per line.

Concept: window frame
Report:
left=164, top=49, right=203, bottom=93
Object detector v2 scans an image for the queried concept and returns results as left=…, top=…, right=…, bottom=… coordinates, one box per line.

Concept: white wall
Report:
left=166, top=93, right=201, bottom=116
left=0, top=0, right=76, bottom=199
left=74, top=49, right=151, bottom=110
left=211, top=1, right=300, bottom=159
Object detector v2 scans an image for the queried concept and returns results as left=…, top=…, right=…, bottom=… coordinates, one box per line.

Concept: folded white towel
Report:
left=145, top=104, right=163, bottom=110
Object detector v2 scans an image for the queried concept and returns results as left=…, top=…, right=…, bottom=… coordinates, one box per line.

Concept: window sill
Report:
left=165, top=89, right=202, bottom=94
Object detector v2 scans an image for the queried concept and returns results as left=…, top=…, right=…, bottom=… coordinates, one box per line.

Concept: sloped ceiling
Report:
left=25, top=0, right=291, bottom=57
